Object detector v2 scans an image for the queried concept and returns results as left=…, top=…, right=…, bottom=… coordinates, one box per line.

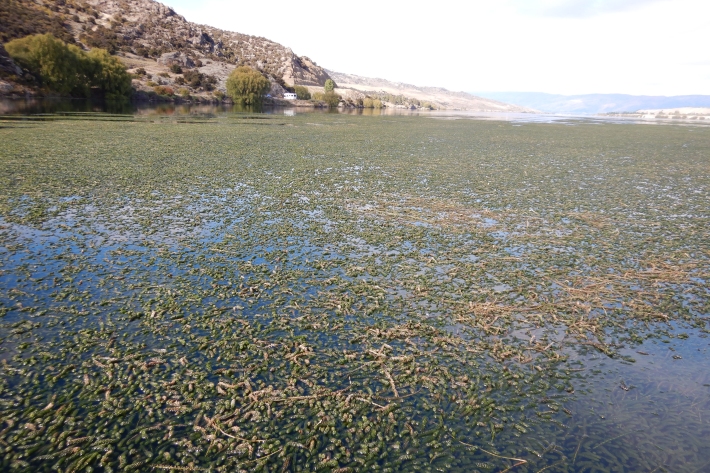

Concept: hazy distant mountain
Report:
left=328, top=71, right=535, bottom=112
left=471, top=92, right=710, bottom=114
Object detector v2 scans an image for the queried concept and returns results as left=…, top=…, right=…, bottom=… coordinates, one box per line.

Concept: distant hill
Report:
left=328, top=71, right=535, bottom=112
left=471, top=92, right=710, bottom=114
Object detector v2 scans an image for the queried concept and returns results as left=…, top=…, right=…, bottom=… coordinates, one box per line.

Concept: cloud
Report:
left=510, top=0, right=669, bottom=17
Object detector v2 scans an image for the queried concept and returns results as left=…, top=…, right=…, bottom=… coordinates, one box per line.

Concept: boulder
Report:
left=158, top=51, right=195, bottom=68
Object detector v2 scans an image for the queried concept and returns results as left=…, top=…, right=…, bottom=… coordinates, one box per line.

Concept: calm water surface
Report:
left=1, top=107, right=708, bottom=472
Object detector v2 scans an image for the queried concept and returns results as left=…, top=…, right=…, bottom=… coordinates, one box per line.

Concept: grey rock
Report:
left=0, top=44, right=23, bottom=78
left=158, top=51, right=195, bottom=68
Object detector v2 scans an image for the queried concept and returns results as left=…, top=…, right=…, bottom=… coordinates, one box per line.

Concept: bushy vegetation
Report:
left=324, top=78, right=335, bottom=92
left=85, top=48, right=133, bottom=99
left=81, top=25, right=122, bottom=54
left=294, top=85, right=310, bottom=100
left=170, top=64, right=183, bottom=74
left=313, top=91, right=341, bottom=108
left=363, top=98, right=383, bottom=109
left=5, top=33, right=132, bottom=99
left=375, top=93, right=435, bottom=110
left=153, top=85, right=174, bottom=96
left=0, top=0, right=74, bottom=44
left=177, top=69, right=217, bottom=90
left=225, top=66, right=270, bottom=104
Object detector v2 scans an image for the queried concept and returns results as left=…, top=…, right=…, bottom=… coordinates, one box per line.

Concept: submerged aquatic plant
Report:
left=0, top=113, right=709, bottom=472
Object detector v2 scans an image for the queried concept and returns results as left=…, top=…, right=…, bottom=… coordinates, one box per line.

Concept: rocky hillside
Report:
left=2, top=0, right=531, bottom=111
left=328, top=71, right=535, bottom=112
left=1, top=0, right=332, bottom=91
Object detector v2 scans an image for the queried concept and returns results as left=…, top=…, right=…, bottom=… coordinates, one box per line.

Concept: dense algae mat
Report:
left=1, top=115, right=709, bottom=472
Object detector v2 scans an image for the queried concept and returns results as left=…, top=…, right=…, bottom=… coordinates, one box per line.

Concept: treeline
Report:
left=5, top=34, right=132, bottom=99
left=376, top=93, right=435, bottom=110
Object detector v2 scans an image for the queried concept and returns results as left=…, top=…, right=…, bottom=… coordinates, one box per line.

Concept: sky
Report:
left=159, top=0, right=709, bottom=96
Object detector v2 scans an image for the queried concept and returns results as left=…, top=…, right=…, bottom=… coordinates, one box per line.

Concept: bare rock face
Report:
left=282, top=56, right=331, bottom=87
left=0, top=44, right=23, bottom=78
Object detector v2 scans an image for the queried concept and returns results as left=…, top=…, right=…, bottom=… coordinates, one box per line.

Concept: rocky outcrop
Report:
left=158, top=51, right=195, bottom=68
left=0, top=44, right=22, bottom=78
left=80, top=0, right=333, bottom=87
left=282, top=56, right=331, bottom=87
left=268, top=78, right=287, bottom=98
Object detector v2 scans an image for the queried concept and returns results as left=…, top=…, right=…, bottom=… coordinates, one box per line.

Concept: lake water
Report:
left=1, top=106, right=708, bottom=472
left=3, top=98, right=709, bottom=126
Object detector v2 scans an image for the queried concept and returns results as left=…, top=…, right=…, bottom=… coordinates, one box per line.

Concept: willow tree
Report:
left=5, top=33, right=91, bottom=96
left=5, top=33, right=131, bottom=98
left=226, top=66, right=270, bottom=105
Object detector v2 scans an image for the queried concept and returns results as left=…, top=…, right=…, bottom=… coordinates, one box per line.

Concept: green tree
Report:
left=323, top=91, right=341, bottom=108
left=294, top=85, right=311, bottom=100
left=226, top=66, right=270, bottom=105
left=5, top=33, right=132, bottom=99
left=324, top=78, right=335, bottom=92
left=86, top=48, right=132, bottom=100
left=5, top=33, right=90, bottom=96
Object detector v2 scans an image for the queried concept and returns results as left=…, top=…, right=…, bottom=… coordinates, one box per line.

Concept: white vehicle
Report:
left=284, top=92, right=297, bottom=100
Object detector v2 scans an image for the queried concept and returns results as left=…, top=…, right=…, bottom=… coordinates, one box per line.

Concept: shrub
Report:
left=324, top=79, right=335, bottom=92
left=294, top=85, right=311, bottom=100
left=323, top=91, right=341, bottom=108
left=134, top=67, right=146, bottom=75
left=153, top=85, right=173, bottom=96
left=226, top=66, right=270, bottom=104
left=363, top=98, right=373, bottom=108
left=158, top=72, right=170, bottom=78
left=0, top=0, right=75, bottom=44
left=146, top=80, right=157, bottom=87
left=169, top=64, right=183, bottom=74
left=5, top=34, right=132, bottom=99
left=372, top=99, right=383, bottom=109
left=81, top=25, right=121, bottom=54
left=182, top=69, right=217, bottom=90
left=213, top=90, right=225, bottom=101
left=179, top=88, right=190, bottom=98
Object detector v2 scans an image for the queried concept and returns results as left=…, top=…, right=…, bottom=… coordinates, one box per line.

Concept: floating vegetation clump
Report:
left=0, top=114, right=709, bottom=472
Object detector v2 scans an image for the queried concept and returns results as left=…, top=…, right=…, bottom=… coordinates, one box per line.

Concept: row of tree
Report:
left=5, top=33, right=132, bottom=99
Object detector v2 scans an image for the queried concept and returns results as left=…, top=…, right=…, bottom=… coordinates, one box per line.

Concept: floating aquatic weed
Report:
left=0, top=114, right=708, bottom=472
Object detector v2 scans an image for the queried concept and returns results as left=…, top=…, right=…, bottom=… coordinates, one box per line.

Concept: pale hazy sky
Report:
left=160, top=0, right=709, bottom=96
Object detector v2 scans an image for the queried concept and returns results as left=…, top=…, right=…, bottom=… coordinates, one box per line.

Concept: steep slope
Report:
left=1, top=0, right=332, bottom=88
left=328, top=70, right=535, bottom=112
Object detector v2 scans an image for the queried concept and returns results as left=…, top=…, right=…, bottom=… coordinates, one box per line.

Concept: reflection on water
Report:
left=4, top=98, right=710, bottom=126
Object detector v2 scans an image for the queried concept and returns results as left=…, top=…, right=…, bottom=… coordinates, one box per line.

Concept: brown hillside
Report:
left=1, top=0, right=331, bottom=89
